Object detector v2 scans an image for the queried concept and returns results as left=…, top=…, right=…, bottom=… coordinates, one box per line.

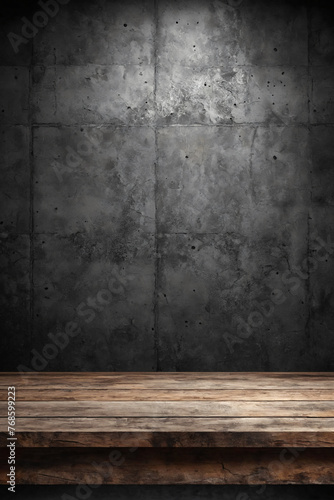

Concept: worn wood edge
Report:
left=1, top=373, right=334, bottom=390
left=1, top=431, right=334, bottom=448
left=1, top=447, right=333, bottom=485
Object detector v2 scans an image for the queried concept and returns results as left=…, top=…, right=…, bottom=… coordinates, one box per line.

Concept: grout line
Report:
left=26, top=122, right=327, bottom=128
left=28, top=37, right=34, bottom=366
left=153, top=0, right=161, bottom=372
left=306, top=1, right=312, bottom=356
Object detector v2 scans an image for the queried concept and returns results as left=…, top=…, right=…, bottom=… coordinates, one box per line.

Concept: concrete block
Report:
left=32, top=65, right=154, bottom=124
left=157, top=232, right=309, bottom=371
left=156, top=126, right=253, bottom=234
left=311, top=66, right=334, bottom=123
left=33, top=232, right=156, bottom=371
left=33, top=126, right=155, bottom=235
left=310, top=5, right=334, bottom=66
left=156, top=65, right=308, bottom=125
left=157, top=0, right=243, bottom=68
left=309, top=205, right=334, bottom=370
left=0, top=67, right=29, bottom=124
left=311, top=126, right=334, bottom=205
left=157, top=0, right=307, bottom=68
left=0, top=17, right=33, bottom=66
left=0, top=234, right=30, bottom=370
left=251, top=126, right=311, bottom=208
left=0, top=126, right=30, bottom=234
left=239, top=0, right=308, bottom=66
left=33, top=0, right=154, bottom=66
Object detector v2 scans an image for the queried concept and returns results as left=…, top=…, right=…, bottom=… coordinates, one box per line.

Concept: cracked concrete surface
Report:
left=0, top=0, right=334, bottom=372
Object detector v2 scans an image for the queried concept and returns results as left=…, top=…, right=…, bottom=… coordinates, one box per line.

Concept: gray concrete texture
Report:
left=0, top=0, right=334, bottom=371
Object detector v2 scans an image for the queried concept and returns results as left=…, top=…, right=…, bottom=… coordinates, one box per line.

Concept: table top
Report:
left=1, top=372, right=334, bottom=447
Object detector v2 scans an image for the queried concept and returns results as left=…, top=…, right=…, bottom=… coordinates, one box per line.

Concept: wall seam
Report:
left=28, top=39, right=35, bottom=367
left=153, top=0, right=161, bottom=371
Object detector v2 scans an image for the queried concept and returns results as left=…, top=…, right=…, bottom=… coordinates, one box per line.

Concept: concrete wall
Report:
left=1, top=0, right=334, bottom=373
left=1, top=2, right=334, bottom=499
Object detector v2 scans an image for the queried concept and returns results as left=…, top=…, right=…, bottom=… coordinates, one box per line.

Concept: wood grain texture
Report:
left=1, top=447, right=333, bottom=484
left=2, top=372, right=334, bottom=389
left=1, top=417, right=334, bottom=432
left=2, top=401, right=334, bottom=417
left=1, top=373, right=333, bottom=450
left=2, top=389, right=334, bottom=401
left=1, top=431, right=334, bottom=448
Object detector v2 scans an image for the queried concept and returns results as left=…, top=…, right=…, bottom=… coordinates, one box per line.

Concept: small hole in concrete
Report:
left=191, top=246, right=195, bottom=249
left=124, top=23, right=127, bottom=27
left=185, top=155, right=188, bottom=158
left=273, top=156, right=277, bottom=160
left=274, top=47, right=277, bottom=51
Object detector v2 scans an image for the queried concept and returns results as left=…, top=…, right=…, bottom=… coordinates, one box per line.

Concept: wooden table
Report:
left=1, top=372, right=334, bottom=484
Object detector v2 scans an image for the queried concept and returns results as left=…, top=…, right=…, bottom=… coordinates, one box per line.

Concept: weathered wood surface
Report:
left=3, top=389, right=334, bottom=401
left=2, top=372, right=334, bottom=390
left=1, top=416, right=334, bottom=433
left=0, top=373, right=333, bottom=448
left=1, top=447, right=333, bottom=485
left=2, top=431, right=334, bottom=448
left=2, top=401, right=334, bottom=417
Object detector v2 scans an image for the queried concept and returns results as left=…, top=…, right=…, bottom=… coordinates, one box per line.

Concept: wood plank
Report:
left=2, top=373, right=334, bottom=390
left=1, top=447, right=333, bottom=484
left=2, top=389, right=334, bottom=401
left=2, top=431, right=334, bottom=448
left=3, top=401, right=334, bottom=417
left=1, top=417, right=334, bottom=433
